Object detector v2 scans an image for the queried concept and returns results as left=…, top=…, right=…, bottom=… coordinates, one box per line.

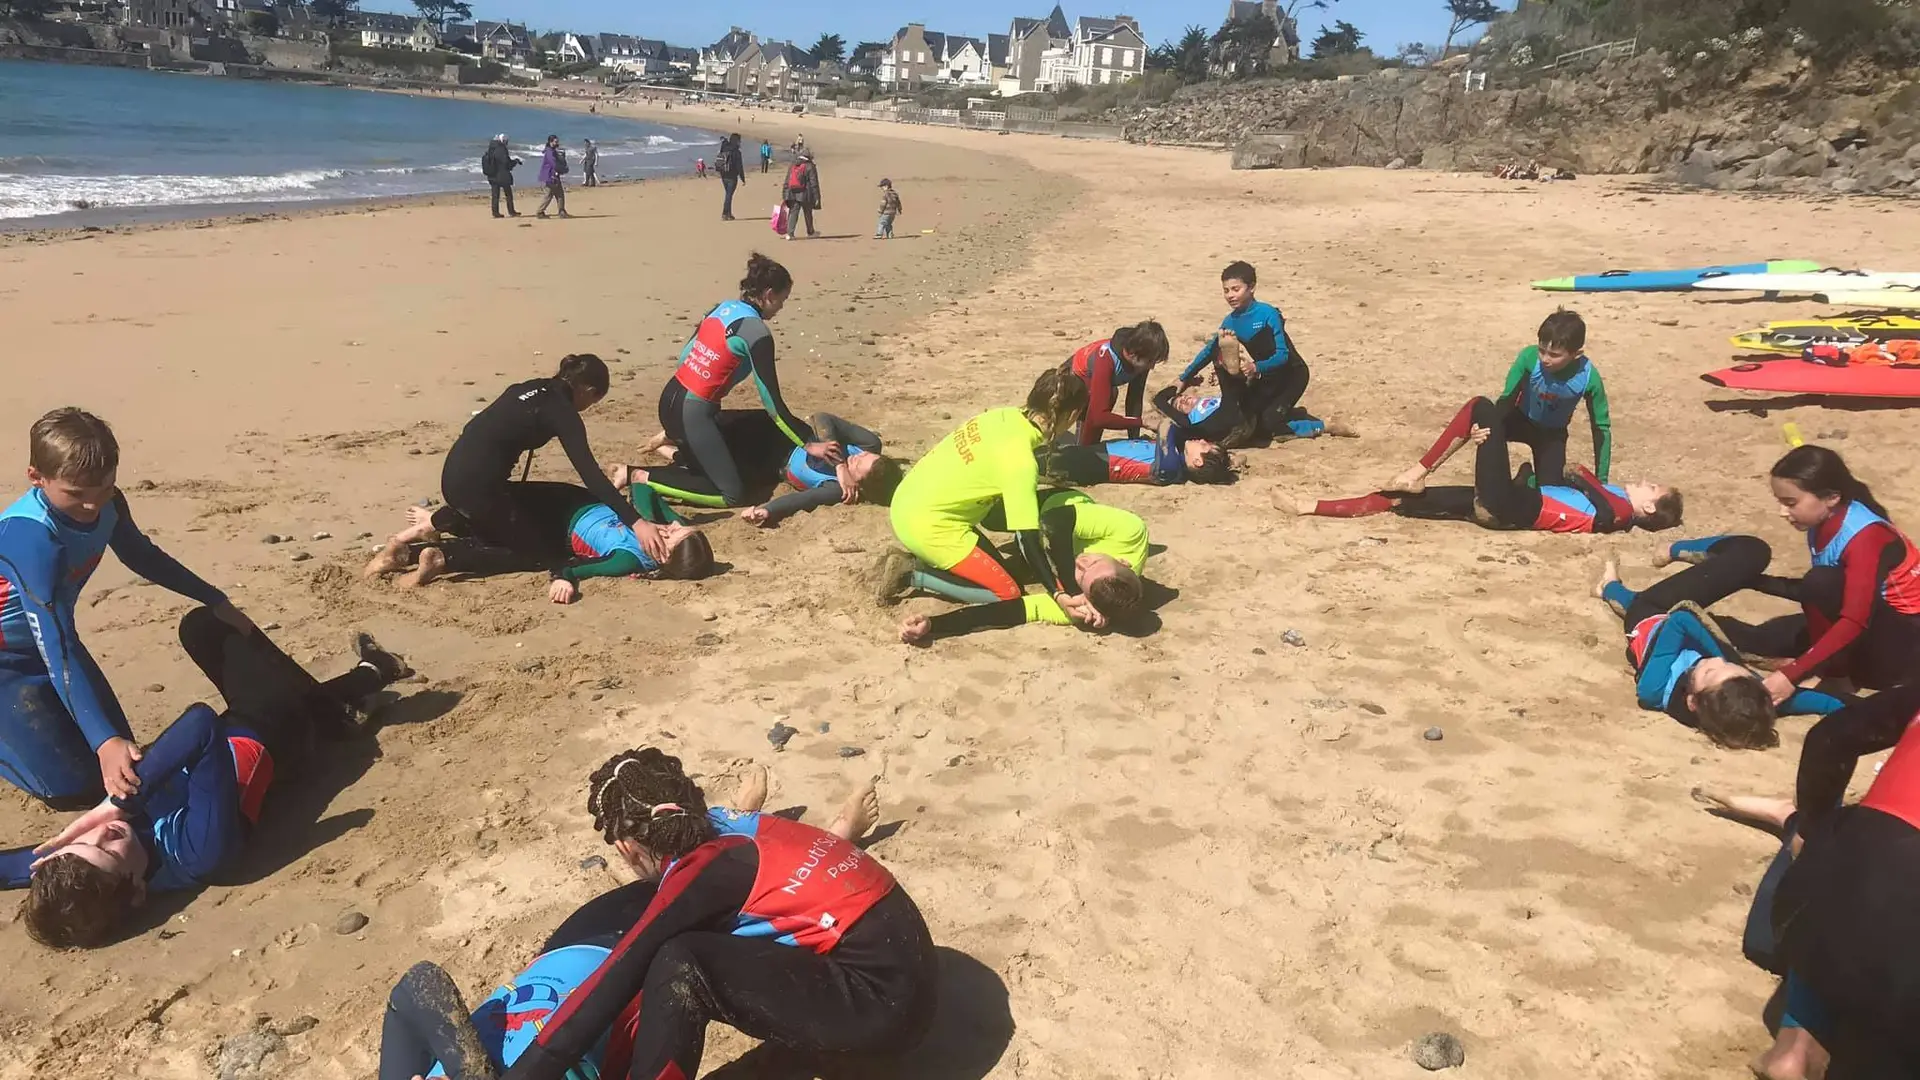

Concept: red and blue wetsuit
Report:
left=0, top=488, right=228, bottom=804
left=1047, top=426, right=1188, bottom=486
left=1068, top=336, right=1147, bottom=446
left=756, top=413, right=886, bottom=525
left=1773, top=500, right=1920, bottom=689
left=501, top=813, right=936, bottom=1080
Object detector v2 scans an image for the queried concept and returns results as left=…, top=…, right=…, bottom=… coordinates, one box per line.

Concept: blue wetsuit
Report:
left=0, top=489, right=227, bottom=803
left=1176, top=301, right=1323, bottom=439
left=1048, top=427, right=1188, bottom=486
left=1180, top=301, right=1290, bottom=381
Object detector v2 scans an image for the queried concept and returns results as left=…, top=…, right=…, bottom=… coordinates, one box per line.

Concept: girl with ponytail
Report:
left=1746, top=445, right=1920, bottom=701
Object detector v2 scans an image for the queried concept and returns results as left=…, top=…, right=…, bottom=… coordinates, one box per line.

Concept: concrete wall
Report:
left=825, top=103, right=1124, bottom=141
left=0, top=43, right=148, bottom=68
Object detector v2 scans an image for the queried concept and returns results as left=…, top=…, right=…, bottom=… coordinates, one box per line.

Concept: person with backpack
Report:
left=759, top=138, right=773, bottom=174
left=783, top=151, right=821, bottom=241
left=536, top=134, right=570, bottom=220
left=481, top=134, right=520, bottom=219
left=717, top=133, right=746, bottom=221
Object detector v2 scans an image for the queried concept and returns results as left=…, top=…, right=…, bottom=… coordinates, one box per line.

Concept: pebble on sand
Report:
left=311, top=531, right=331, bottom=541
left=579, top=855, right=608, bottom=871
left=290, top=552, right=312, bottom=563
left=1424, top=727, right=1445, bottom=742
left=767, top=722, right=798, bottom=751
left=1282, top=630, right=1306, bottom=648
left=334, top=910, right=369, bottom=935
left=270, top=1015, right=319, bottom=1037
left=214, top=1026, right=288, bottom=1080
left=145, top=683, right=165, bottom=693
left=1411, top=1032, right=1465, bottom=1071
left=261, top=533, right=285, bottom=545
left=838, top=746, right=867, bottom=758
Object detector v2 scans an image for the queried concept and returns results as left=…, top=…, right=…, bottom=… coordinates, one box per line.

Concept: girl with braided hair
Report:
left=376, top=756, right=923, bottom=1080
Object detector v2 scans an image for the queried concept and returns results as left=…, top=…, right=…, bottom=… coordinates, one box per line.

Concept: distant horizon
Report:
left=348, top=1, right=1489, bottom=61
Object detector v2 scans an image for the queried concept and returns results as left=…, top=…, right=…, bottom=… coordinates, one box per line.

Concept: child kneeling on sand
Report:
left=366, top=480, right=712, bottom=603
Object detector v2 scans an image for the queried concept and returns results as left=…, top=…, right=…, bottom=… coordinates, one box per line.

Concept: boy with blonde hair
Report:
left=0, top=408, right=254, bottom=807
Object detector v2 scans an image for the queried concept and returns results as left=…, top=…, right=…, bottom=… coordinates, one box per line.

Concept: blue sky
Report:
left=441, top=1, right=1489, bottom=54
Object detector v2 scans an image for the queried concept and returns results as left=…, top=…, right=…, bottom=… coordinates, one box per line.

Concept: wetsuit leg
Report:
left=1744, top=817, right=1799, bottom=976
left=1414, top=399, right=1479, bottom=471
left=1506, top=412, right=1570, bottom=484
left=177, top=608, right=391, bottom=761
left=378, top=961, right=494, bottom=1080
left=912, top=535, right=1022, bottom=603
left=0, top=672, right=109, bottom=809
left=1250, top=357, right=1320, bottom=439
left=542, top=881, right=660, bottom=953
left=1386, top=486, right=1479, bottom=522
left=646, top=391, right=748, bottom=508
left=1045, top=445, right=1118, bottom=486
left=439, top=455, right=565, bottom=570
left=623, top=889, right=937, bottom=1080
left=1467, top=397, right=1544, bottom=528
left=1615, top=535, right=1773, bottom=632
left=811, top=413, right=881, bottom=451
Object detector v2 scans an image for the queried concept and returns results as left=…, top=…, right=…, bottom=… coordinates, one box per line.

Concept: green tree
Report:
left=1441, top=0, right=1502, bottom=56
left=1310, top=19, right=1365, bottom=57
left=310, top=0, right=358, bottom=25
left=809, top=32, right=845, bottom=64
left=412, top=0, right=473, bottom=32
left=1150, top=24, right=1211, bottom=82
left=1211, top=11, right=1281, bottom=78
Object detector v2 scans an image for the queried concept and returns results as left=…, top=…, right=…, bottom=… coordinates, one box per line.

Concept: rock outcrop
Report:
left=1113, top=46, right=1919, bottom=195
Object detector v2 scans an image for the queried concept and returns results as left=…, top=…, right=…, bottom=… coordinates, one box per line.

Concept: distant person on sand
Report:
left=365, top=480, right=712, bottom=599
left=2, top=609, right=410, bottom=948
left=783, top=151, right=821, bottom=241
left=536, top=134, right=569, bottom=219
left=581, top=138, right=598, bottom=187
left=481, top=133, right=520, bottom=218
left=717, top=133, right=746, bottom=221
left=695, top=157, right=707, bottom=179
left=875, top=177, right=902, bottom=239
left=760, top=138, right=773, bottom=173
left=375, top=755, right=912, bottom=1080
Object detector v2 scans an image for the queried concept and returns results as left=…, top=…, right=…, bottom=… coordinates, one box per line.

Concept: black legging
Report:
left=380, top=962, right=495, bottom=1080
left=1500, top=411, right=1572, bottom=486
left=1619, top=535, right=1773, bottom=634
left=1241, top=354, right=1312, bottom=440
left=176, top=607, right=385, bottom=761
left=649, top=381, right=794, bottom=507
left=1392, top=397, right=1542, bottom=528
left=428, top=481, right=597, bottom=578
left=436, top=442, right=567, bottom=574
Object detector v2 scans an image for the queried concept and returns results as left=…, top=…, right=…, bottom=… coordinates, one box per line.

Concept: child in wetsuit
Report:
left=740, top=413, right=904, bottom=527
left=0, top=408, right=255, bottom=808
left=1045, top=422, right=1234, bottom=487
left=1176, top=261, right=1350, bottom=443
left=1388, top=309, right=1613, bottom=493
left=2, top=608, right=410, bottom=947
left=1067, top=321, right=1170, bottom=446
left=1595, top=535, right=1849, bottom=749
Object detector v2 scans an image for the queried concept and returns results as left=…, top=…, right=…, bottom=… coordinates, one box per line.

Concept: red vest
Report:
left=741, top=815, right=896, bottom=954
left=1862, top=710, right=1920, bottom=831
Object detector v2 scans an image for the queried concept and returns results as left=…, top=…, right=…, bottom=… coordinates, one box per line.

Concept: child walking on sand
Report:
left=875, top=178, right=903, bottom=239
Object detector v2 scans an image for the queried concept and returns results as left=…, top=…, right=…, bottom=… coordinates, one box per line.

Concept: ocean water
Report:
left=0, top=59, right=714, bottom=223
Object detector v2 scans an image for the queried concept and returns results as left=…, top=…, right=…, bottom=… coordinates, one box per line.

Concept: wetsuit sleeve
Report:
left=0, top=846, right=32, bottom=889
left=740, top=323, right=816, bottom=448
left=1586, top=368, right=1614, bottom=482
left=0, top=519, right=126, bottom=752
left=1796, top=681, right=1920, bottom=835
left=1154, top=426, right=1186, bottom=485
left=812, top=414, right=881, bottom=454
left=1123, top=378, right=1147, bottom=437
left=1039, top=505, right=1084, bottom=598
left=1779, top=523, right=1898, bottom=683
left=506, top=838, right=757, bottom=1080
left=1782, top=687, right=1852, bottom=718
left=543, top=397, right=642, bottom=528
left=924, top=595, right=1073, bottom=639
left=1251, top=307, right=1290, bottom=373
left=555, top=548, right=646, bottom=584
left=1569, top=466, right=1633, bottom=534
left=108, top=495, right=227, bottom=607
left=1499, top=351, right=1531, bottom=402
left=113, top=704, right=240, bottom=883
left=1152, top=386, right=1194, bottom=433
left=1180, top=336, right=1219, bottom=383
left=760, top=483, right=844, bottom=523
left=628, top=484, right=687, bottom=527
left=1078, top=356, right=1127, bottom=446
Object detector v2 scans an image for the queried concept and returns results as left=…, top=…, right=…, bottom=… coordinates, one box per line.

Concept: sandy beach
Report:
left=2, top=99, right=1918, bottom=1079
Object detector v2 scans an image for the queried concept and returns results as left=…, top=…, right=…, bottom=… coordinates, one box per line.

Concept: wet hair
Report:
left=1638, top=489, right=1685, bottom=532
left=30, top=407, right=119, bottom=486
left=865, top=455, right=906, bottom=506
left=1025, top=366, right=1090, bottom=435
left=740, top=252, right=793, bottom=303
left=554, top=354, right=610, bottom=400
left=24, top=854, right=136, bottom=949
left=1772, top=445, right=1891, bottom=520
left=1086, top=565, right=1143, bottom=620
left=1538, top=309, right=1587, bottom=354
left=660, top=530, right=714, bottom=580
left=1221, top=261, right=1257, bottom=288
left=1187, top=447, right=1235, bottom=485
left=1693, top=674, right=1779, bottom=751
left=1111, top=320, right=1170, bottom=368
left=585, top=748, right=717, bottom=860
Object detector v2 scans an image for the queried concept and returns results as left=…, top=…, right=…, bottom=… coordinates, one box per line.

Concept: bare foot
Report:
left=1752, top=1024, right=1827, bottom=1080
left=363, top=536, right=414, bottom=579
left=828, top=777, right=880, bottom=841
left=405, top=506, right=435, bottom=532
left=1382, top=462, right=1428, bottom=495
left=870, top=548, right=915, bottom=606
left=639, top=430, right=672, bottom=458
left=397, top=547, right=447, bottom=588
left=1593, top=556, right=1621, bottom=599
left=606, top=462, right=631, bottom=489
left=1650, top=539, right=1677, bottom=568
left=733, top=763, right=769, bottom=813
left=1272, top=489, right=1319, bottom=516
left=1692, top=787, right=1795, bottom=831
left=739, top=506, right=772, bottom=528
left=1320, top=418, right=1359, bottom=438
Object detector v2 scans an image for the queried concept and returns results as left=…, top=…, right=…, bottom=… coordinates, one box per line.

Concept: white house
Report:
left=1071, top=15, right=1145, bottom=84
left=696, top=27, right=755, bottom=90
left=360, top=12, right=438, bottom=51
left=559, top=32, right=598, bottom=65
left=941, top=35, right=990, bottom=85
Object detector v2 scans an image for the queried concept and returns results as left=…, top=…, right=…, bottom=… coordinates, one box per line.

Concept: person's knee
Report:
left=1802, top=567, right=1845, bottom=617
left=177, top=604, right=225, bottom=651
left=392, top=961, right=456, bottom=1010
left=1468, top=396, right=1500, bottom=426
left=1724, top=534, right=1774, bottom=573
left=643, top=937, right=707, bottom=1003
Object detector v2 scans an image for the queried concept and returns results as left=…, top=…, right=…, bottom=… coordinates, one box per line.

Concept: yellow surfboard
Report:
left=1731, top=315, right=1920, bottom=354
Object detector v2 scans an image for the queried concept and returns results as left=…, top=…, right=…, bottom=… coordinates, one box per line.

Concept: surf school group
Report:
left=6, top=202, right=1920, bottom=1078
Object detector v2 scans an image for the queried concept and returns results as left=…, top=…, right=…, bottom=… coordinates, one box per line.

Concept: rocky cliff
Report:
left=1115, top=47, right=1920, bottom=195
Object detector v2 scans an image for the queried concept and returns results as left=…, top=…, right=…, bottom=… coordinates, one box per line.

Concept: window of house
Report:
left=1100, top=46, right=1111, bottom=66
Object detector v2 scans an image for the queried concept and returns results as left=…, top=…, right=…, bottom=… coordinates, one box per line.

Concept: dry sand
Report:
left=2, top=102, right=1918, bottom=1079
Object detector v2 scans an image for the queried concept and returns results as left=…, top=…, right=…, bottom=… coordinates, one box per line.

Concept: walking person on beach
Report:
left=760, top=138, right=773, bottom=173
left=536, top=134, right=570, bottom=220
left=481, top=134, right=520, bottom=219
left=581, top=139, right=598, bottom=187
left=875, top=178, right=902, bottom=239
left=717, top=133, right=746, bottom=221
left=783, top=152, right=821, bottom=241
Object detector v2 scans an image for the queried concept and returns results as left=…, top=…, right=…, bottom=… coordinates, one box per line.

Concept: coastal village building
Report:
left=360, top=12, right=439, bottom=52
left=941, top=35, right=990, bottom=86
left=1069, top=15, right=1144, bottom=84
left=122, top=0, right=192, bottom=30
left=558, top=32, right=597, bottom=64
left=1224, top=0, right=1301, bottom=67
left=474, top=20, right=531, bottom=65
left=1004, top=5, right=1071, bottom=93
left=880, top=24, right=941, bottom=91
left=695, top=27, right=754, bottom=91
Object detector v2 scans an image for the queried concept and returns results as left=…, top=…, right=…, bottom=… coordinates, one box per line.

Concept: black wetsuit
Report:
left=436, top=378, right=639, bottom=573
